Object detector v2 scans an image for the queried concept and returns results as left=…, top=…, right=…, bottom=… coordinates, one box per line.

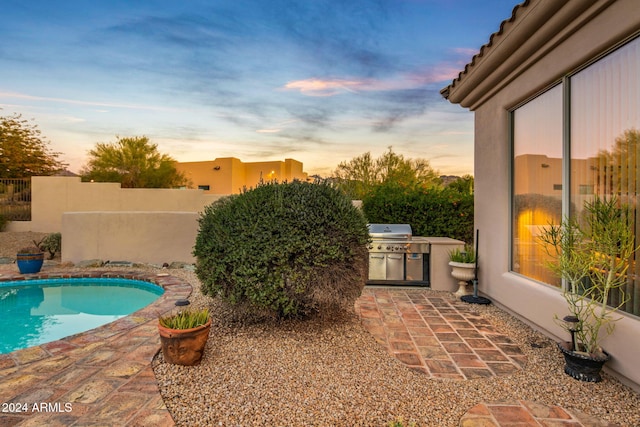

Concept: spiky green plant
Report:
left=159, top=308, right=210, bottom=330
left=448, top=245, right=476, bottom=263
left=539, top=196, right=638, bottom=356
left=387, top=418, right=417, bottom=427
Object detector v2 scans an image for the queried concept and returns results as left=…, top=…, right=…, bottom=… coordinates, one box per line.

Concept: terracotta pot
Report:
left=16, top=252, right=44, bottom=274
left=557, top=341, right=610, bottom=382
left=158, top=318, right=212, bottom=366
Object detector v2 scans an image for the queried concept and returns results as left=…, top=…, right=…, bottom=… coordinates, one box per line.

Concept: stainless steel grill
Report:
left=367, top=224, right=430, bottom=285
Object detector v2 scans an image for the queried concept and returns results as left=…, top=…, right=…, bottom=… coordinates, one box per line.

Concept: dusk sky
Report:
left=0, top=0, right=518, bottom=177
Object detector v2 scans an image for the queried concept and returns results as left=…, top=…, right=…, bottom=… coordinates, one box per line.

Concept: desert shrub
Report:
left=362, top=181, right=474, bottom=243
left=193, top=181, right=369, bottom=319
left=34, top=232, right=61, bottom=259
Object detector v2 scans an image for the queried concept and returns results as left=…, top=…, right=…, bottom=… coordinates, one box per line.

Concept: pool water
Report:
left=0, top=278, right=164, bottom=354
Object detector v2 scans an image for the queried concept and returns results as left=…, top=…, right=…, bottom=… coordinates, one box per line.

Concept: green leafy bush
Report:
left=193, top=181, right=369, bottom=319
left=362, top=181, right=474, bottom=243
left=0, top=213, right=7, bottom=231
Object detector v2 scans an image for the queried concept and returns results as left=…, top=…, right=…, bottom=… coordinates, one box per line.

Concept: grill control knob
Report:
left=377, top=245, right=382, bottom=250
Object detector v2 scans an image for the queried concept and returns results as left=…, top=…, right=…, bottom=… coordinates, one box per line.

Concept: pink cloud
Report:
left=283, top=63, right=463, bottom=97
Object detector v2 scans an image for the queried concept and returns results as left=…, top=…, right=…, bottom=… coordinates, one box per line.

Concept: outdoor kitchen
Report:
left=367, top=223, right=464, bottom=292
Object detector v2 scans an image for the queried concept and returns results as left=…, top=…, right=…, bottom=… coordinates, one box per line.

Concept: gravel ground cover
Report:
left=157, top=269, right=640, bottom=427
left=0, top=231, right=51, bottom=259
left=2, top=231, right=639, bottom=426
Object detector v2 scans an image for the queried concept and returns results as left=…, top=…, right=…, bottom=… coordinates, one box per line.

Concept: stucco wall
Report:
left=7, top=176, right=222, bottom=233
left=470, top=0, right=640, bottom=387
left=61, top=211, right=199, bottom=265
left=176, top=157, right=309, bottom=195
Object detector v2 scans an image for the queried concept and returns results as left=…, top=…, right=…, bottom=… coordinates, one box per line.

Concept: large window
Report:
left=512, top=85, right=563, bottom=286
left=512, top=36, right=640, bottom=316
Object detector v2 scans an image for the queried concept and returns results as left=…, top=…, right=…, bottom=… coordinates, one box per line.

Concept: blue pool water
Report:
left=0, top=278, right=164, bottom=354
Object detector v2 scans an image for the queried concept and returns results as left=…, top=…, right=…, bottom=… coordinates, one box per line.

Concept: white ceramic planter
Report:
left=449, top=261, right=476, bottom=296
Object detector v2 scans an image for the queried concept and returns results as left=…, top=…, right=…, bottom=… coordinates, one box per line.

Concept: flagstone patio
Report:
left=0, top=266, right=621, bottom=426
left=0, top=270, right=187, bottom=426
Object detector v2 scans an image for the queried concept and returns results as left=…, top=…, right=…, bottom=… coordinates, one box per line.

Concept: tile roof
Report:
left=440, top=0, right=529, bottom=100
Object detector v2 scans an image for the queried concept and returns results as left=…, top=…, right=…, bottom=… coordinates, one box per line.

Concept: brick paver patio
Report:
left=459, top=400, right=620, bottom=427
left=355, top=287, right=620, bottom=427
left=354, top=287, right=527, bottom=380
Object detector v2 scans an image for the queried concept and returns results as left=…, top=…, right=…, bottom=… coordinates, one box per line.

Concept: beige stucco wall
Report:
left=464, top=0, right=640, bottom=387
left=7, top=176, right=223, bottom=233
left=176, top=157, right=309, bottom=195
left=61, top=212, right=198, bottom=265
left=176, top=157, right=245, bottom=194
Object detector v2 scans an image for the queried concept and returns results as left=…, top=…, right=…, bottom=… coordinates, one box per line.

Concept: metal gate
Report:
left=0, top=178, right=32, bottom=221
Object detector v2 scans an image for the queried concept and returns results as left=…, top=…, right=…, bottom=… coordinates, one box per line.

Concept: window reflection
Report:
left=512, top=36, right=640, bottom=316
left=512, top=85, right=563, bottom=286
left=571, top=38, right=639, bottom=315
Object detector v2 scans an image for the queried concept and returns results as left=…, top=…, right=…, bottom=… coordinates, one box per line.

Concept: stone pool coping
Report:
left=0, top=270, right=189, bottom=426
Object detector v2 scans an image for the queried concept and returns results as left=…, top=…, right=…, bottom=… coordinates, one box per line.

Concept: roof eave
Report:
left=441, top=0, right=602, bottom=109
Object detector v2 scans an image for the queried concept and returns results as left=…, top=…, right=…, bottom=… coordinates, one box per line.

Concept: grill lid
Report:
left=368, top=224, right=412, bottom=240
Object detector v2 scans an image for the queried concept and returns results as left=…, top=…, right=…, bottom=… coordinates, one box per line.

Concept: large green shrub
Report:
left=193, top=181, right=370, bottom=319
left=362, top=181, right=474, bottom=243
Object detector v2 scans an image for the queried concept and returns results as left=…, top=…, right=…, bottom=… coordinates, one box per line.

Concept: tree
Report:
left=81, top=136, right=188, bottom=188
left=446, top=175, right=474, bottom=194
left=0, top=113, right=66, bottom=178
left=331, top=147, right=441, bottom=199
left=594, top=128, right=640, bottom=197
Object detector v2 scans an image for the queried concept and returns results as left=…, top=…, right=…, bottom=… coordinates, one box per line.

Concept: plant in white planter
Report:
left=539, top=196, right=638, bottom=382
left=448, top=245, right=476, bottom=297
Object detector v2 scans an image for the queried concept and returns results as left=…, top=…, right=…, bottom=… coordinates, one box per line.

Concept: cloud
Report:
left=452, top=47, right=479, bottom=57
left=0, top=91, right=178, bottom=112
left=283, top=62, right=464, bottom=97
left=284, top=79, right=364, bottom=97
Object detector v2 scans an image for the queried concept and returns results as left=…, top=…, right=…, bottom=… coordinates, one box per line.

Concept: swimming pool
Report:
left=0, top=277, right=164, bottom=354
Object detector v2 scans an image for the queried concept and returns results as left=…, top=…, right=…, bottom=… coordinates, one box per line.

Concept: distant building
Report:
left=175, top=157, right=309, bottom=194
left=54, top=169, right=79, bottom=177
left=439, top=175, right=461, bottom=186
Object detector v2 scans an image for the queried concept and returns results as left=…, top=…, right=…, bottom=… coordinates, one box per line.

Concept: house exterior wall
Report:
left=445, top=0, right=640, bottom=388
left=176, top=157, right=308, bottom=194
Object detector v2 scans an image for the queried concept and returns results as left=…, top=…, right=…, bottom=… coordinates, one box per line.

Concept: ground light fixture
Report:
left=563, top=315, right=580, bottom=351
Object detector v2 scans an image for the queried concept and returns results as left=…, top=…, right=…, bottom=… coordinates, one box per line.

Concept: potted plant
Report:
left=539, top=196, right=637, bottom=382
left=16, top=246, right=45, bottom=274
left=448, top=245, right=476, bottom=297
left=158, top=308, right=211, bottom=366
